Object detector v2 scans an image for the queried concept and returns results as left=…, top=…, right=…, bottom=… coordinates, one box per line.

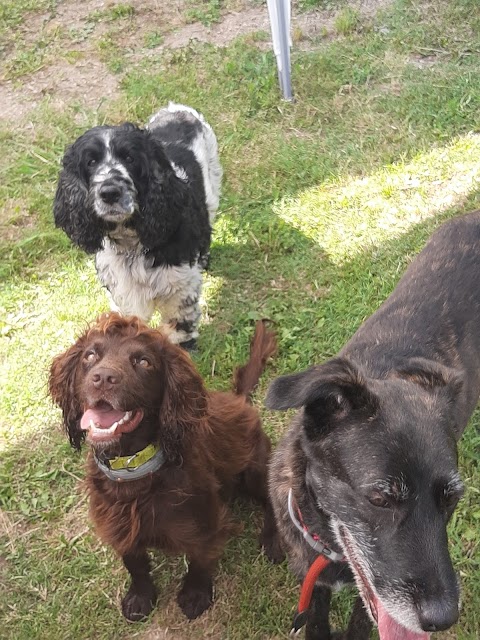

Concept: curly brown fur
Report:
left=49, top=314, right=282, bottom=621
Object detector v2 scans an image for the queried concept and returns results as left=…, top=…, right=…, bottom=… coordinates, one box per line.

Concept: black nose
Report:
left=99, top=184, right=122, bottom=204
left=92, top=368, right=122, bottom=390
left=417, top=596, right=459, bottom=632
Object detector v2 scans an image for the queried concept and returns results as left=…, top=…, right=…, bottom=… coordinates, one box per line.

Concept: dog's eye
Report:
left=133, top=356, right=151, bottom=368
left=367, top=492, right=390, bottom=509
left=84, top=350, right=97, bottom=363
left=443, top=489, right=460, bottom=512
left=87, top=158, right=97, bottom=167
left=125, top=155, right=134, bottom=164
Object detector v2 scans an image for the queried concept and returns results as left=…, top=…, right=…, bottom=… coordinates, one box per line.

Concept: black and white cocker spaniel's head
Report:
left=54, top=123, right=189, bottom=254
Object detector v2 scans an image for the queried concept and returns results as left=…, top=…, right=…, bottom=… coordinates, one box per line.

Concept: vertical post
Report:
left=267, top=0, right=293, bottom=101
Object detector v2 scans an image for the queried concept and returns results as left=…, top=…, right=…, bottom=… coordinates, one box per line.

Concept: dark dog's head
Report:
left=49, top=313, right=207, bottom=455
left=267, top=357, right=465, bottom=638
left=53, top=124, right=188, bottom=253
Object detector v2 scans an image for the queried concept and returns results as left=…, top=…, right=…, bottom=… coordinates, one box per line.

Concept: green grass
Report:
left=88, top=3, right=135, bottom=23
left=1, top=0, right=480, bottom=638
left=3, top=26, right=65, bottom=80
left=143, top=30, right=164, bottom=49
left=334, top=6, right=360, bottom=35
left=185, top=0, right=223, bottom=27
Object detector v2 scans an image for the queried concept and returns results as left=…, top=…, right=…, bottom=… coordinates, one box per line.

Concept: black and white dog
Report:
left=54, top=103, right=222, bottom=348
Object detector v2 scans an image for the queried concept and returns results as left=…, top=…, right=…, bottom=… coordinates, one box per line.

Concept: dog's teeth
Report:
left=123, top=411, right=132, bottom=422
left=111, top=421, right=119, bottom=430
left=89, top=419, right=95, bottom=430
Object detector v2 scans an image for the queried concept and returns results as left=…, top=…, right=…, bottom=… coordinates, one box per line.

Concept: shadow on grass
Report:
left=2, top=194, right=480, bottom=639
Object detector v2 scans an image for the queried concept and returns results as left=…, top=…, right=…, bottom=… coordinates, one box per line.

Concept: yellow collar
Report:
left=94, top=443, right=165, bottom=482
left=108, top=443, right=160, bottom=470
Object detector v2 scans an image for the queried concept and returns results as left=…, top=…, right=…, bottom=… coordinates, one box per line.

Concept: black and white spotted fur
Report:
left=54, top=103, right=222, bottom=348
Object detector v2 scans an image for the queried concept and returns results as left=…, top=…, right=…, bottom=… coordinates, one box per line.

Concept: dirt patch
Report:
left=1, top=56, right=119, bottom=122
left=409, top=52, right=440, bottom=68
left=292, top=0, right=393, bottom=49
left=161, top=6, right=271, bottom=50
left=0, top=0, right=393, bottom=125
left=0, top=0, right=191, bottom=125
left=141, top=0, right=393, bottom=54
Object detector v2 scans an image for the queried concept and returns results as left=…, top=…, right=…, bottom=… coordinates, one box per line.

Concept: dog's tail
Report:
left=233, top=320, right=277, bottom=399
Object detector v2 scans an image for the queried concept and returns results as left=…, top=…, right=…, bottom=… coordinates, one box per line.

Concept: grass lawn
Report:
left=0, top=0, right=479, bottom=638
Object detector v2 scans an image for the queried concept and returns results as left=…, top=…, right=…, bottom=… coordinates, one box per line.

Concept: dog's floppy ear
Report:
left=135, top=135, right=191, bottom=249
left=266, top=357, right=378, bottom=439
left=49, top=336, right=87, bottom=450
left=160, top=341, right=208, bottom=441
left=54, top=144, right=106, bottom=253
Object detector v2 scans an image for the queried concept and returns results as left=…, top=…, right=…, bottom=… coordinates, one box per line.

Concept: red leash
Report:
left=287, top=489, right=346, bottom=635
left=291, top=554, right=331, bottom=634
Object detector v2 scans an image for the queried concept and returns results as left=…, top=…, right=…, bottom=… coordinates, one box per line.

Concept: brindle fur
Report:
left=267, top=212, right=480, bottom=638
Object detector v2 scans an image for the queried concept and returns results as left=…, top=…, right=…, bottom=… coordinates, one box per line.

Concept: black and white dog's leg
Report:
left=157, top=263, right=203, bottom=350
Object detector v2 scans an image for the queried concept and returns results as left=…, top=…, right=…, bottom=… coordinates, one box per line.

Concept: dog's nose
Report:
left=91, top=368, right=122, bottom=390
left=99, top=184, right=122, bottom=204
left=417, top=596, right=459, bottom=632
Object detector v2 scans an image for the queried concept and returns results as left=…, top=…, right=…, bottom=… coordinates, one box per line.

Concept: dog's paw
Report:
left=262, top=534, right=285, bottom=564
left=177, top=580, right=214, bottom=619
left=179, top=338, right=197, bottom=352
left=121, top=584, right=157, bottom=622
left=259, top=528, right=285, bottom=564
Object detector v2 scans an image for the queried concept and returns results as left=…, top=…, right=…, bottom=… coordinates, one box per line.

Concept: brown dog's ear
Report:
left=266, top=357, right=378, bottom=439
left=49, top=338, right=87, bottom=450
left=160, top=341, right=208, bottom=440
left=395, top=357, right=463, bottom=397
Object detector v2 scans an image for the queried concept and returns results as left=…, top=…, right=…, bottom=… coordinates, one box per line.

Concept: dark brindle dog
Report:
left=266, top=212, right=480, bottom=639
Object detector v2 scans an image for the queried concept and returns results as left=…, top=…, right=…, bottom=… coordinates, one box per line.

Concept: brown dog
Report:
left=266, top=212, right=480, bottom=639
left=49, top=313, right=282, bottom=621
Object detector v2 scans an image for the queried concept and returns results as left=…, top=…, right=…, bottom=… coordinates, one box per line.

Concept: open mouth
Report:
left=80, top=401, right=144, bottom=443
left=338, top=526, right=429, bottom=640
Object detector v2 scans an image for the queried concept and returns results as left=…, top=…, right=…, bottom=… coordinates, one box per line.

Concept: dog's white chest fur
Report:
left=96, top=242, right=202, bottom=340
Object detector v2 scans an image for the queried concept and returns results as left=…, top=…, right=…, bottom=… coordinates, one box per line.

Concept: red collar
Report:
left=287, top=488, right=346, bottom=634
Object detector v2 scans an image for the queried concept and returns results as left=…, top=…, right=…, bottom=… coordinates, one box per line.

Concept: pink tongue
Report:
left=80, top=407, right=125, bottom=430
left=378, top=602, right=429, bottom=640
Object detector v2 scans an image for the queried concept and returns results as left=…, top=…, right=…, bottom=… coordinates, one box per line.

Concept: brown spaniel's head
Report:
left=49, top=313, right=207, bottom=452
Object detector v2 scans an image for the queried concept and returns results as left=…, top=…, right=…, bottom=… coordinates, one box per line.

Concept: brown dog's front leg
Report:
left=306, top=585, right=332, bottom=640
left=177, top=557, right=215, bottom=620
left=121, top=551, right=157, bottom=621
left=260, top=501, right=285, bottom=564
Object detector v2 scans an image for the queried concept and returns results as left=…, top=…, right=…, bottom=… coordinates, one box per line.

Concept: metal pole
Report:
left=267, top=0, right=293, bottom=101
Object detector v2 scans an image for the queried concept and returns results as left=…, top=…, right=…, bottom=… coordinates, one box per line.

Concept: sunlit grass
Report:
left=276, top=133, right=480, bottom=262
left=1, top=1, right=480, bottom=638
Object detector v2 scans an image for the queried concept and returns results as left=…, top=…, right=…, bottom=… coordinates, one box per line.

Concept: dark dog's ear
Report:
left=49, top=337, right=87, bottom=450
left=266, top=358, right=378, bottom=439
left=135, top=135, right=191, bottom=249
left=54, top=144, right=106, bottom=253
